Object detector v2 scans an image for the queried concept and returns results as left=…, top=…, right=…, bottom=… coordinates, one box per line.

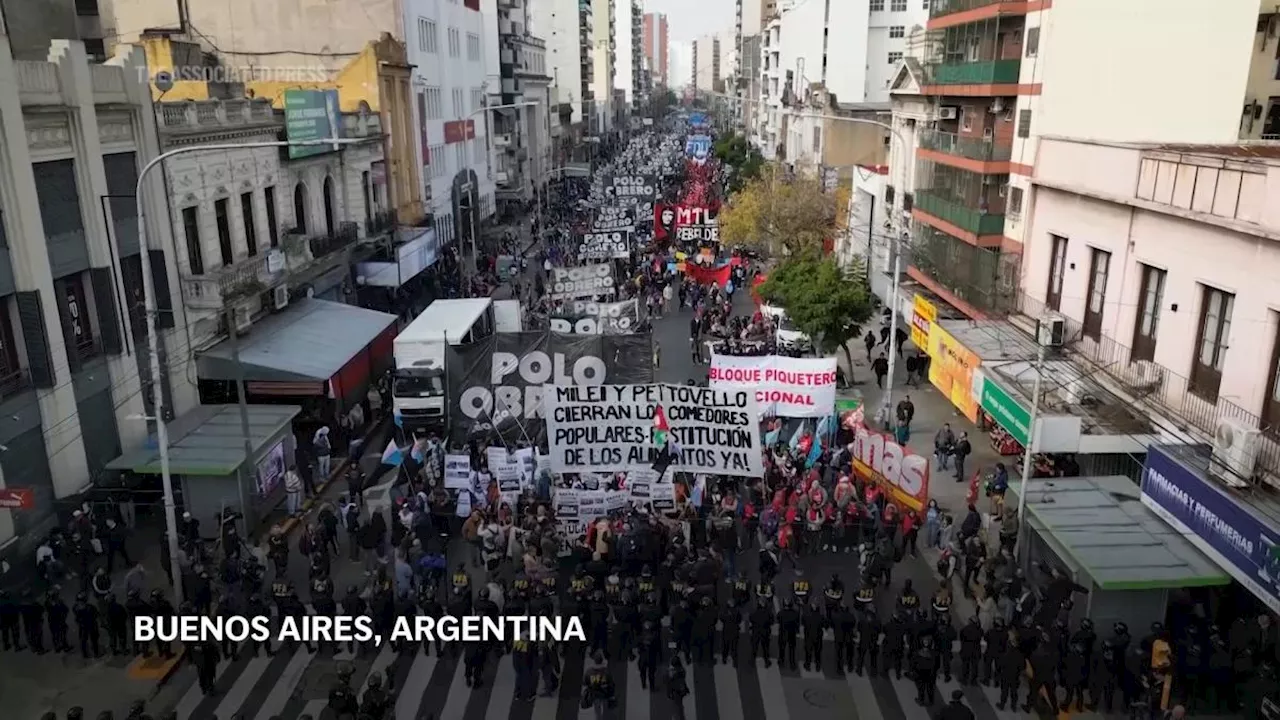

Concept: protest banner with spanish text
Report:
left=708, top=354, right=838, bottom=418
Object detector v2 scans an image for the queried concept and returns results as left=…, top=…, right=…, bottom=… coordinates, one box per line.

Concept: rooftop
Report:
left=1008, top=474, right=1230, bottom=591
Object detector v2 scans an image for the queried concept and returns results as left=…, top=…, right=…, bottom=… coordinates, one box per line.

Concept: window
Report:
left=448, top=27, right=461, bottom=58
left=418, top=17, right=438, bottom=54
left=431, top=145, right=447, bottom=178
left=1132, top=264, right=1165, bottom=363
left=888, top=51, right=903, bottom=64
left=1191, top=286, right=1234, bottom=402
left=884, top=186, right=895, bottom=206
left=455, top=144, right=466, bottom=172
left=471, top=87, right=484, bottom=114
left=264, top=186, right=279, bottom=247
left=322, top=177, right=336, bottom=237
left=890, top=0, right=907, bottom=10
left=472, top=137, right=484, bottom=164
left=423, top=87, right=443, bottom=119
left=1025, top=26, right=1040, bottom=57
left=1045, top=234, right=1067, bottom=311
left=1265, top=313, right=1280, bottom=431
left=889, top=26, right=905, bottom=39
left=1008, top=186, right=1024, bottom=218
left=467, top=33, right=481, bottom=61
left=1082, top=248, right=1110, bottom=340
left=1017, top=109, right=1032, bottom=138
left=452, top=88, right=465, bottom=116
left=903, top=192, right=913, bottom=212
left=812, top=127, right=821, bottom=154
left=923, top=0, right=930, bottom=7
left=182, top=206, right=204, bottom=275
left=60, top=274, right=95, bottom=360
left=293, top=184, right=308, bottom=233
left=214, top=198, right=233, bottom=266
left=0, top=298, right=21, bottom=388
left=961, top=107, right=973, bottom=131
left=240, top=192, right=258, bottom=256
left=870, top=0, right=883, bottom=9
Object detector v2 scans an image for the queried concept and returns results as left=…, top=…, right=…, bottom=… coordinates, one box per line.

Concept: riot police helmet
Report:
left=75, top=592, right=87, bottom=603
left=67, top=708, right=85, bottom=720
left=1113, top=621, right=1128, bottom=635
left=1080, top=618, right=1093, bottom=631
left=367, top=671, right=382, bottom=690
left=478, top=587, right=490, bottom=600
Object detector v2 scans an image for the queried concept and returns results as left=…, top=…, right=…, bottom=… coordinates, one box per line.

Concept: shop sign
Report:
left=1142, top=446, right=1280, bottom=613
left=927, top=325, right=981, bottom=423
left=0, top=487, right=34, bottom=509
left=910, top=294, right=936, bottom=349
left=849, top=425, right=930, bottom=512
left=979, top=374, right=1032, bottom=447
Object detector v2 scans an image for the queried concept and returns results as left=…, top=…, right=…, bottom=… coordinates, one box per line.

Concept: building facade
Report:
left=530, top=0, right=593, bottom=131
left=756, top=15, right=783, bottom=157
left=692, top=35, right=721, bottom=93
left=590, top=0, right=617, bottom=133
left=494, top=0, right=554, bottom=205
left=2, top=0, right=108, bottom=61
left=106, top=0, right=426, bottom=228
left=0, top=39, right=169, bottom=562
left=642, top=12, right=668, bottom=88
left=407, top=0, right=497, bottom=247
left=614, top=0, right=644, bottom=106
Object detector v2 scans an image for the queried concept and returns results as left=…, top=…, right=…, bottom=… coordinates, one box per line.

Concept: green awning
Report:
left=1009, top=475, right=1230, bottom=591
left=106, top=404, right=301, bottom=476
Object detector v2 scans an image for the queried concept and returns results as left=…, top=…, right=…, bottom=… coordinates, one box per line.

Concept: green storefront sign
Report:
left=979, top=376, right=1032, bottom=447
left=283, top=89, right=341, bottom=160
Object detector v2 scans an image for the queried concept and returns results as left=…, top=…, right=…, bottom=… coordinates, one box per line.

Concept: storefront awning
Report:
left=196, top=299, right=397, bottom=384
left=355, top=227, right=440, bottom=288
left=106, top=404, right=300, bottom=476
left=1009, top=475, right=1230, bottom=591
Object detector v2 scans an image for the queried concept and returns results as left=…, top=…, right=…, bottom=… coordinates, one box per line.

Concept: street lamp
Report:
left=135, top=136, right=374, bottom=604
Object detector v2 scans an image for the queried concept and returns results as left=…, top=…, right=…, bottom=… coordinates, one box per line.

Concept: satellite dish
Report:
left=152, top=70, right=174, bottom=94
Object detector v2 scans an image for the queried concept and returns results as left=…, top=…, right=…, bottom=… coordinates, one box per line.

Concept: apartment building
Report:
left=589, top=0, right=617, bottom=133
left=642, top=12, right=668, bottom=87
left=529, top=0, right=594, bottom=132
left=614, top=0, right=644, bottom=106
left=0, top=39, right=171, bottom=564
left=756, top=15, right=783, bottom=157
left=494, top=0, right=554, bottom=205
left=408, top=0, right=498, bottom=247
left=692, top=35, right=721, bottom=93
left=2, top=0, right=108, bottom=61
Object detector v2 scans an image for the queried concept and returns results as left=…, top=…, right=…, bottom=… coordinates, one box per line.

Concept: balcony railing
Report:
left=285, top=222, right=360, bottom=265
left=930, top=0, right=1025, bottom=19
left=365, top=209, right=397, bottom=237
left=157, top=98, right=279, bottom=132
left=914, top=190, right=1007, bottom=235
left=74, top=336, right=102, bottom=363
left=919, top=129, right=1012, bottom=163
left=182, top=252, right=284, bottom=310
left=910, top=225, right=1018, bottom=313
left=0, top=368, right=32, bottom=401
left=927, top=59, right=1021, bottom=85
left=1008, top=292, right=1280, bottom=484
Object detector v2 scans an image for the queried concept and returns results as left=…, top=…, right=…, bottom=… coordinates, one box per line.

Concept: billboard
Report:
left=283, top=89, right=341, bottom=160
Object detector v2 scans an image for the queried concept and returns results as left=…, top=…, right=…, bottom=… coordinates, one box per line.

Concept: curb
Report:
left=274, top=417, right=392, bottom=537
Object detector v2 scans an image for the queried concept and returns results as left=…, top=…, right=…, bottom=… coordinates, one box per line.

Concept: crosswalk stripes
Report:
left=165, top=636, right=1157, bottom=720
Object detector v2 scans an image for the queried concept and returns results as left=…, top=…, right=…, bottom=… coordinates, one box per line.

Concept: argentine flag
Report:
left=380, top=439, right=404, bottom=466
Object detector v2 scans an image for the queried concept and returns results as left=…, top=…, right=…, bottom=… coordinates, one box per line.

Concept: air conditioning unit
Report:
left=937, top=107, right=958, bottom=120
left=273, top=285, right=290, bottom=310
left=989, top=98, right=1006, bottom=113
left=1036, top=314, right=1065, bottom=347
left=1213, top=416, right=1261, bottom=480
left=232, top=305, right=252, bottom=334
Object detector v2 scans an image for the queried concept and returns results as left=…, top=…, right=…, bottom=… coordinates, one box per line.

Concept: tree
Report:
left=713, top=132, right=765, bottom=193
left=719, top=165, right=837, bottom=256
left=758, top=254, right=874, bottom=379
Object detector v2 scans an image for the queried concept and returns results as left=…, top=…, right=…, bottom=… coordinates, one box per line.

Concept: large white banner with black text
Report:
left=547, top=263, right=615, bottom=299
left=550, top=299, right=640, bottom=335
left=544, top=383, right=764, bottom=477
left=707, top=354, right=838, bottom=417
left=577, top=231, right=632, bottom=261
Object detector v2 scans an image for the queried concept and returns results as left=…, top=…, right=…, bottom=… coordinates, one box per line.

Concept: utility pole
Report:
left=1014, top=342, right=1048, bottom=558
left=223, top=306, right=255, bottom=536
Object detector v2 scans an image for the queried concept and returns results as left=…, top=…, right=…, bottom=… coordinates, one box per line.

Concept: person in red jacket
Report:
left=901, top=510, right=920, bottom=559
left=777, top=522, right=796, bottom=568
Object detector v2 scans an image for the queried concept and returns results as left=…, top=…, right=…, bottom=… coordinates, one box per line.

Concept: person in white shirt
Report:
left=284, top=465, right=304, bottom=516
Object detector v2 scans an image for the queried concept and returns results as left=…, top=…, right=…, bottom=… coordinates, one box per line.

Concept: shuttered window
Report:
left=150, top=250, right=175, bottom=330
left=102, top=152, right=140, bottom=257
left=90, top=267, right=123, bottom=354
left=15, top=291, right=55, bottom=387
left=33, top=160, right=90, bottom=278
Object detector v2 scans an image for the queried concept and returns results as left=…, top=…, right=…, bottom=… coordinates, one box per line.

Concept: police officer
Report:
left=507, top=574, right=531, bottom=617
left=465, top=630, right=490, bottom=688
left=883, top=611, right=908, bottom=680
left=778, top=597, right=801, bottom=671
left=539, top=633, right=561, bottom=697
left=996, top=635, right=1023, bottom=711
left=897, top=579, right=920, bottom=618
left=188, top=636, right=219, bottom=696
left=1090, top=624, right=1126, bottom=713
left=1062, top=640, right=1089, bottom=712
left=284, top=587, right=316, bottom=654
left=149, top=590, right=175, bottom=658
left=692, top=596, right=717, bottom=665
left=21, top=590, right=46, bottom=654
left=124, top=589, right=149, bottom=656
left=720, top=599, right=742, bottom=666
left=792, top=570, right=811, bottom=605
left=531, top=579, right=556, bottom=617
left=981, top=617, right=1006, bottom=686
left=855, top=605, right=881, bottom=677
left=831, top=599, right=856, bottom=673
left=512, top=633, right=538, bottom=701
left=935, top=615, right=957, bottom=683
left=418, top=586, right=445, bottom=656
left=958, top=616, right=983, bottom=686
left=755, top=576, right=774, bottom=605
left=360, top=670, right=390, bottom=718
left=0, top=590, right=21, bottom=651
left=638, top=620, right=661, bottom=688
left=245, top=593, right=273, bottom=657
left=583, top=653, right=617, bottom=713
left=104, top=593, right=128, bottom=656
left=614, top=591, right=639, bottom=660
left=328, top=663, right=358, bottom=716
left=671, top=597, right=693, bottom=663
left=637, top=566, right=657, bottom=600
left=911, top=634, right=940, bottom=706
left=587, top=589, right=610, bottom=659
left=216, top=592, right=242, bottom=660
left=73, top=592, right=100, bottom=659
left=45, top=590, right=71, bottom=653
left=311, top=576, right=338, bottom=656
left=447, top=582, right=472, bottom=659
left=824, top=573, right=844, bottom=619
left=749, top=596, right=775, bottom=667
left=802, top=599, right=826, bottom=672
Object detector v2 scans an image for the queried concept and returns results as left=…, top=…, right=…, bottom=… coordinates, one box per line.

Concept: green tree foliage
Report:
left=719, top=165, right=836, bottom=257
left=758, top=255, right=874, bottom=379
left=713, top=132, right=765, bottom=192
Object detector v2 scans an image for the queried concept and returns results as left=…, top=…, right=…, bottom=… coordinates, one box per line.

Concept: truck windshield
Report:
left=394, top=374, right=445, bottom=398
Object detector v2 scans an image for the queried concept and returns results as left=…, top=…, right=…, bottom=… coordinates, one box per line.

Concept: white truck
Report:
left=392, top=298, right=521, bottom=432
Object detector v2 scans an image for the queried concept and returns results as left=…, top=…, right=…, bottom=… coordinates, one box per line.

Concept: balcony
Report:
left=493, top=133, right=513, bottom=147
left=930, top=0, right=1030, bottom=21
left=340, top=112, right=382, bottom=139
left=156, top=98, right=279, bottom=134
left=0, top=369, right=32, bottom=402
left=909, top=225, right=1018, bottom=314
left=927, top=59, right=1021, bottom=85
left=919, top=129, right=1011, bottom=163
left=914, top=190, right=1006, bottom=235
left=182, top=252, right=284, bottom=310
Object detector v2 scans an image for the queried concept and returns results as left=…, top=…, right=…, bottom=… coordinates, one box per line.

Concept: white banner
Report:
left=444, top=454, right=472, bottom=490
left=544, top=383, right=764, bottom=477
left=549, top=299, right=639, bottom=335
left=548, top=263, right=615, bottom=299
left=485, top=446, right=524, bottom=492
left=707, top=354, right=838, bottom=418
left=577, top=231, right=631, bottom=261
